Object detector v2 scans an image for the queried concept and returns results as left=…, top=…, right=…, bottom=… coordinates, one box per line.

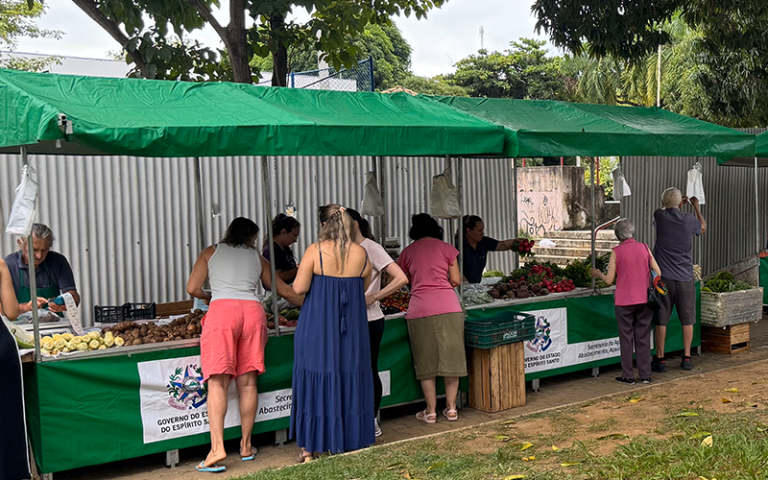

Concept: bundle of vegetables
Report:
left=41, top=331, right=120, bottom=355
left=381, top=289, right=410, bottom=315
left=511, top=238, right=535, bottom=258
left=563, top=259, right=593, bottom=288
left=462, top=284, right=494, bottom=306
left=266, top=308, right=300, bottom=328
left=586, top=252, right=611, bottom=274
left=482, top=270, right=504, bottom=278
left=702, top=271, right=753, bottom=293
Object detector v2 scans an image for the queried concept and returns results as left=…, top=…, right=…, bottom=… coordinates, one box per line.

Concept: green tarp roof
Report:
left=717, top=130, right=768, bottom=167
left=430, top=96, right=755, bottom=159
left=0, top=68, right=505, bottom=157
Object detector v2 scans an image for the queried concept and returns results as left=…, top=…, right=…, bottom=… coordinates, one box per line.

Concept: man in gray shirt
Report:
left=652, top=187, right=706, bottom=372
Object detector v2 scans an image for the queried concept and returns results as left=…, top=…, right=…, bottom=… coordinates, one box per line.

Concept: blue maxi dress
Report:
left=290, top=248, right=375, bottom=453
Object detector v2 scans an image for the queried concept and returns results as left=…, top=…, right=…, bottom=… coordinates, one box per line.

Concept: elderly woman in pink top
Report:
left=397, top=213, right=465, bottom=424
left=591, top=219, right=662, bottom=386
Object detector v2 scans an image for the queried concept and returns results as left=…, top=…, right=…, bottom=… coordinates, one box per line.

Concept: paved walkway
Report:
left=58, top=312, right=768, bottom=480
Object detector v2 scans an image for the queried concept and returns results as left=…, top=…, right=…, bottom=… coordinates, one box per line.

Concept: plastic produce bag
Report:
left=360, top=171, right=385, bottom=216
left=461, top=284, right=494, bottom=306
left=686, top=163, right=705, bottom=205
left=431, top=167, right=461, bottom=219
left=6, top=165, right=38, bottom=236
left=611, top=166, right=632, bottom=199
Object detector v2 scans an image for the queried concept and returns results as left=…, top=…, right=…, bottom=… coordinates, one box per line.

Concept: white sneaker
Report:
left=374, top=419, right=382, bottom=437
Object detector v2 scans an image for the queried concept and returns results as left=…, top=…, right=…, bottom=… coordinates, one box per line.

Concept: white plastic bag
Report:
left=360, top=171, right=385, bottom=217
left=686, top=163, right=705, bottom=205
left=611, top=166, right=632, bottom=199
left=6, top=165, right=38, bottom=236
left=430, top=167, right=462, bottom=219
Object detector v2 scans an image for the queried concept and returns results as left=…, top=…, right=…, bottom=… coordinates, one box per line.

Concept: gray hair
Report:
left=661, top=187, right=682, bottom=209
left=19, top=223, right=55, bottom=247
left=614, top=218, right=635, bottom=241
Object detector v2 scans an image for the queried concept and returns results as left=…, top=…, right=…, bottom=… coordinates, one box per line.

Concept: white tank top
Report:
left=207, top=243, right=263, bottom=302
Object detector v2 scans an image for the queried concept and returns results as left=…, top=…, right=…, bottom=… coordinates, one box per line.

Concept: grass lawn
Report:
left=236, top=402, right=768, bottom=480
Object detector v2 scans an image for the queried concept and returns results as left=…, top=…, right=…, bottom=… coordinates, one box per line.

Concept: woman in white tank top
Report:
left=186, top=217, right=303, bottom=473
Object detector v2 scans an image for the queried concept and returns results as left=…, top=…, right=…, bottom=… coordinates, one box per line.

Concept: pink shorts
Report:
left=200, top=299, right=268, bottom=382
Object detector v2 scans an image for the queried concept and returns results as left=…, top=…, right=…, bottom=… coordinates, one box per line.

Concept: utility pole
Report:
left=480, top=26, right=485, bottom=50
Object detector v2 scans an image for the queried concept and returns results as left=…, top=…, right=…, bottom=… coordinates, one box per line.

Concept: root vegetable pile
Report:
left=100, top=310, right=204, bottom=346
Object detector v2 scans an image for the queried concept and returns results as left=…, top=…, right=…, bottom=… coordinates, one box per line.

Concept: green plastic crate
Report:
left=465, top=311, right=535, bottom=349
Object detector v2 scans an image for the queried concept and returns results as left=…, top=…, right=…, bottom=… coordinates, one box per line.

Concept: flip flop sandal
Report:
left=415, top=410, right=437, bottom=424
left=195, top=461, right=226, bottom=473
left=442, top=408, right=459, bottom=422
left=241, top=447, right=257, bottom=461
left=297, top=450, right=314, bottom=464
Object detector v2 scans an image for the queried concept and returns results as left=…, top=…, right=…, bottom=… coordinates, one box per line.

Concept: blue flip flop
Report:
left=241, top=448, right=258, bottom=461
left=196, top=461, right=226, bottom=473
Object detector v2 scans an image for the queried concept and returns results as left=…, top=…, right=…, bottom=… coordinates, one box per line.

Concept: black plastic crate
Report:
left=94, top=305, right=124, bottom=324
left=124, top=302, right=156, bottom=320
left=465, top=311, right=535, bottom=349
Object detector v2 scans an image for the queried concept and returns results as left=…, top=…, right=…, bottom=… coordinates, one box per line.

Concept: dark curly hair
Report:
left=221, top=217, right=260, bottom=249
left=409, top=213, right=444, bottom=241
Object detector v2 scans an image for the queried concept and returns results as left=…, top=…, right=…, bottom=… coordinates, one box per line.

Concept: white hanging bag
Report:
left=360, top=171, right=385, bottom=216
left=6, top=165, right=38, bottom=236
left=431, top=167, right=462, bottom=219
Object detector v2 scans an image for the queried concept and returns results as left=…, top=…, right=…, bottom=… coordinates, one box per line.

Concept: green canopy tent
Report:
left=0, top=68, right=507, bottom=356
left=425, top=95, right=756, bottom=288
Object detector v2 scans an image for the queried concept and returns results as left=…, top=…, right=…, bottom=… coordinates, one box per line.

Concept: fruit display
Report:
left=40, top=331, right=113, bottom=355
left=381, top=289, right=410, bottom=315
left=488, top=262, right=578, bottom=300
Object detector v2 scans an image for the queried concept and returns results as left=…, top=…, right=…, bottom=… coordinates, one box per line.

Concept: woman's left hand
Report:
left=365, top=293, right=378, bottom=306
left=590, top=268, right=602, bottom=279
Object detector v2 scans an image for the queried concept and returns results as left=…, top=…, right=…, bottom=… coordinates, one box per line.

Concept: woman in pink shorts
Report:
left=187, top=217, right=303, bottom=473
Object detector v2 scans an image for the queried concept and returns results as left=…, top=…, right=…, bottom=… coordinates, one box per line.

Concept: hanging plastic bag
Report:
left=611, top=165, right=632, bottom=199
left=360, top=171, right=385, bottom=217
left=431, top=167, right=462, bottom=219
left=686, top=163, right=706, bottom=205
left=6, top=165, right=38, bottom=236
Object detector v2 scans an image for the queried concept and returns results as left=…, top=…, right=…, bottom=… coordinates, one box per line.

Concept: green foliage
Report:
left=399, top=74, right=468, bottom=96
left=583, top=156, right=619, bottom=199
left=0, top=0, right=62, bottom=72
left=702, top=271, right=752, bottom=293
left=449, top=39, right=571, bottom=100
left=349, top=23, right=411, bottom=90
left=563, top=259, right=592, bottom=288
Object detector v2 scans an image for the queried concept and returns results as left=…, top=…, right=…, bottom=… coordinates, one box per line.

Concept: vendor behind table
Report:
left=262, top=214, right=301, bottom=286
left=457, top=215, right=526, bottom=284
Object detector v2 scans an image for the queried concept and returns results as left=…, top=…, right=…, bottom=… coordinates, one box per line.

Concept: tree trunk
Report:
left=271, top=14, right=288, bottom=87
left=226, top=0, right=251, bottom=83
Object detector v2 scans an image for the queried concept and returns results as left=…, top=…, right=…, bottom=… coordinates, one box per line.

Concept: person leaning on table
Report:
left=592, top=218, right=662, bottom=386
left=0, top=257, right=25, bottom=480
left=458, top=215, right=526, bottom=284
left=3, top=223, right=80, bottom=316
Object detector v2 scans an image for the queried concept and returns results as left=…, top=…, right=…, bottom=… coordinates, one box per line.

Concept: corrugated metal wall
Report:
left=622, top=128, right=767, bottom=277
left=0, top=154, right=517, bottom=324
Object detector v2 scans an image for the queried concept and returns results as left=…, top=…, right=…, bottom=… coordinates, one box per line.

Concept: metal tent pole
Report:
left=590, top=157, right=597, bottom=291
left=261, top=156, right=281, bottom=336
left=456, top=156, right=465, bottom=304
left=512, top=158, right=519, bottom=271
left=756, top=157, right=761, bottom=254
left=696, top=158, right=702, bottom=269
left=193, top=157, right=207, bottom=267
left=21, top=146, right=41, bottom=362
left=378, top=156, right=386, bottom=246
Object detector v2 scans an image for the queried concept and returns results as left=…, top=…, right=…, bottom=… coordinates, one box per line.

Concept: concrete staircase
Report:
left=530, top=230, right=619, bottom=266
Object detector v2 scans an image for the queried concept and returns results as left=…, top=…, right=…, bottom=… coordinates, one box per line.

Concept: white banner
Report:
left=138, top=355, right=292, bottom=444
left=523, top=307, right=622, bottom=373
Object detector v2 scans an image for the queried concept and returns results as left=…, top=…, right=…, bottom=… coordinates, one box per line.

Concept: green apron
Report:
left=18, top=254, right=63, bottom=317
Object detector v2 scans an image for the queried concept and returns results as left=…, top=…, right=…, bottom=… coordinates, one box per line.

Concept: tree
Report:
left=448, top=39, right=570, bottom=100
left=0, top=0, right=62, bottom=71
left=399, top=74, right=468, bottom=96
left=71, top=0, right=445, bottom=86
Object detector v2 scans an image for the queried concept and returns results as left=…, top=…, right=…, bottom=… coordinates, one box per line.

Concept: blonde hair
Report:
left=318, top=204, right=355, bottom=272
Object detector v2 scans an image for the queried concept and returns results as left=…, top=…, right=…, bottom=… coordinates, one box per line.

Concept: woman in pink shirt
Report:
left=397, top=213, right=465, bottom=424
left=591, top=219, right=662, bottom=386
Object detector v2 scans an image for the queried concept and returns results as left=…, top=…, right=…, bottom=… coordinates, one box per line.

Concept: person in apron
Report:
left=0, top=257, right=30, bottom=480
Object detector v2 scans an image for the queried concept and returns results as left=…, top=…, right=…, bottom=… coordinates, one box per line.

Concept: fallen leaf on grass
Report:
left=501, top=420, right=517, bottom=426
left=522, top=456, right=535, bottom=462
left=495, top=435, right=511, bottom=441
left=724, top=388, right=740, bottom=393
left=722, top=398, right=733, bottom=403
left=598, top=433, right=629, bottom=440
left=629, top=397, right=644, bottom=403
left=581, top=403, right=593, bottom=408
left=691, top=431, right=712, bottom=439
left=426, top=462, right=445, bottom=472
left=503, top=476, right=525, bottom=480
left=701, top=435, right=713, bottom=447
left=560, top=462, right=580, bottom=467
left=551, top=445, right=559, bottom=451
left=656, top=394, right=669, bottom=398
left=386, top=462, right=406, bottom=470
left=520, top=442, right=534, bottom=451
left=747, top=403, right=759, bottom=408
left=757, top=423, right=768, bottom=433
left=677, top=412, right=699, bottom=417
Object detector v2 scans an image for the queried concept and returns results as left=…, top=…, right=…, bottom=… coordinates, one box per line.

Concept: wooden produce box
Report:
left=156, top=300, right=194, bottom=317
left=702, top=323, right=750, bottom=355
left=468, top=342, right=526, bottom=412
left=700, top=288, right=763, bottom=327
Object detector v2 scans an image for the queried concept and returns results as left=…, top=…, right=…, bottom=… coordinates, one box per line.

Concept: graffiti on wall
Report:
left=518, top=193, right=563, bottom=235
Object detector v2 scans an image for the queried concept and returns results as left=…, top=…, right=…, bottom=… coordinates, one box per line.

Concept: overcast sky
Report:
left=16, top=0, right=549, bottom=78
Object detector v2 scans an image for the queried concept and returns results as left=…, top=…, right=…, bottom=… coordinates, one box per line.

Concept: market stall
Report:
left=0, top=68, right=506, bottom=475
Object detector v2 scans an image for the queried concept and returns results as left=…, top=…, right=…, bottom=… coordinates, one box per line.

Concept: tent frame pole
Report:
left=456, top=156, right=465, bottom=306
left=262, top=156, right=281, bottom=337
left=192, top=157, right=209, bottom=293
left=590, top=157, right=597, bottom=291
left=512, top=158, right=518, bottom=271
left=756, top=157, right=761, bottom=254
left=20, top=146, right=41, bottom=362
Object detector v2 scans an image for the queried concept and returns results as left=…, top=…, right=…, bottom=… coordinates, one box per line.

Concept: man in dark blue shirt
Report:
left=459, top=215, right=524, bottom=283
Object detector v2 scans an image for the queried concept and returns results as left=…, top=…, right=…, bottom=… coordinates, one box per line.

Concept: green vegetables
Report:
left=702, top=271, right=753, bottom=293
left=563, top=259, right=593, bottom=288
left=483, top=270, right=504, bottom=278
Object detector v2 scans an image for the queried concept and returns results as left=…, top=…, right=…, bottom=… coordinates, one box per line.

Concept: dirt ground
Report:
left=55, top=312, right=768, bottom=480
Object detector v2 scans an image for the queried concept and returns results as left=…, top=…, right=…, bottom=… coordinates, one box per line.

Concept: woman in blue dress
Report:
left=291, top=204, right=374, bottom=462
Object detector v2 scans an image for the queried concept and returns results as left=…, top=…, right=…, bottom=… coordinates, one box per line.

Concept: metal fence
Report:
left=621, top=130, right=767, bottom=277
left=0, top=154, right=517, bottom=324
left=290, top=57, right=374, bottom=92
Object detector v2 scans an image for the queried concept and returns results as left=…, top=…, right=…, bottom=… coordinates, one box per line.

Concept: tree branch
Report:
left=70, top=0, right=149, bottom=78
left=185, top=0, right=230, bottom=47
